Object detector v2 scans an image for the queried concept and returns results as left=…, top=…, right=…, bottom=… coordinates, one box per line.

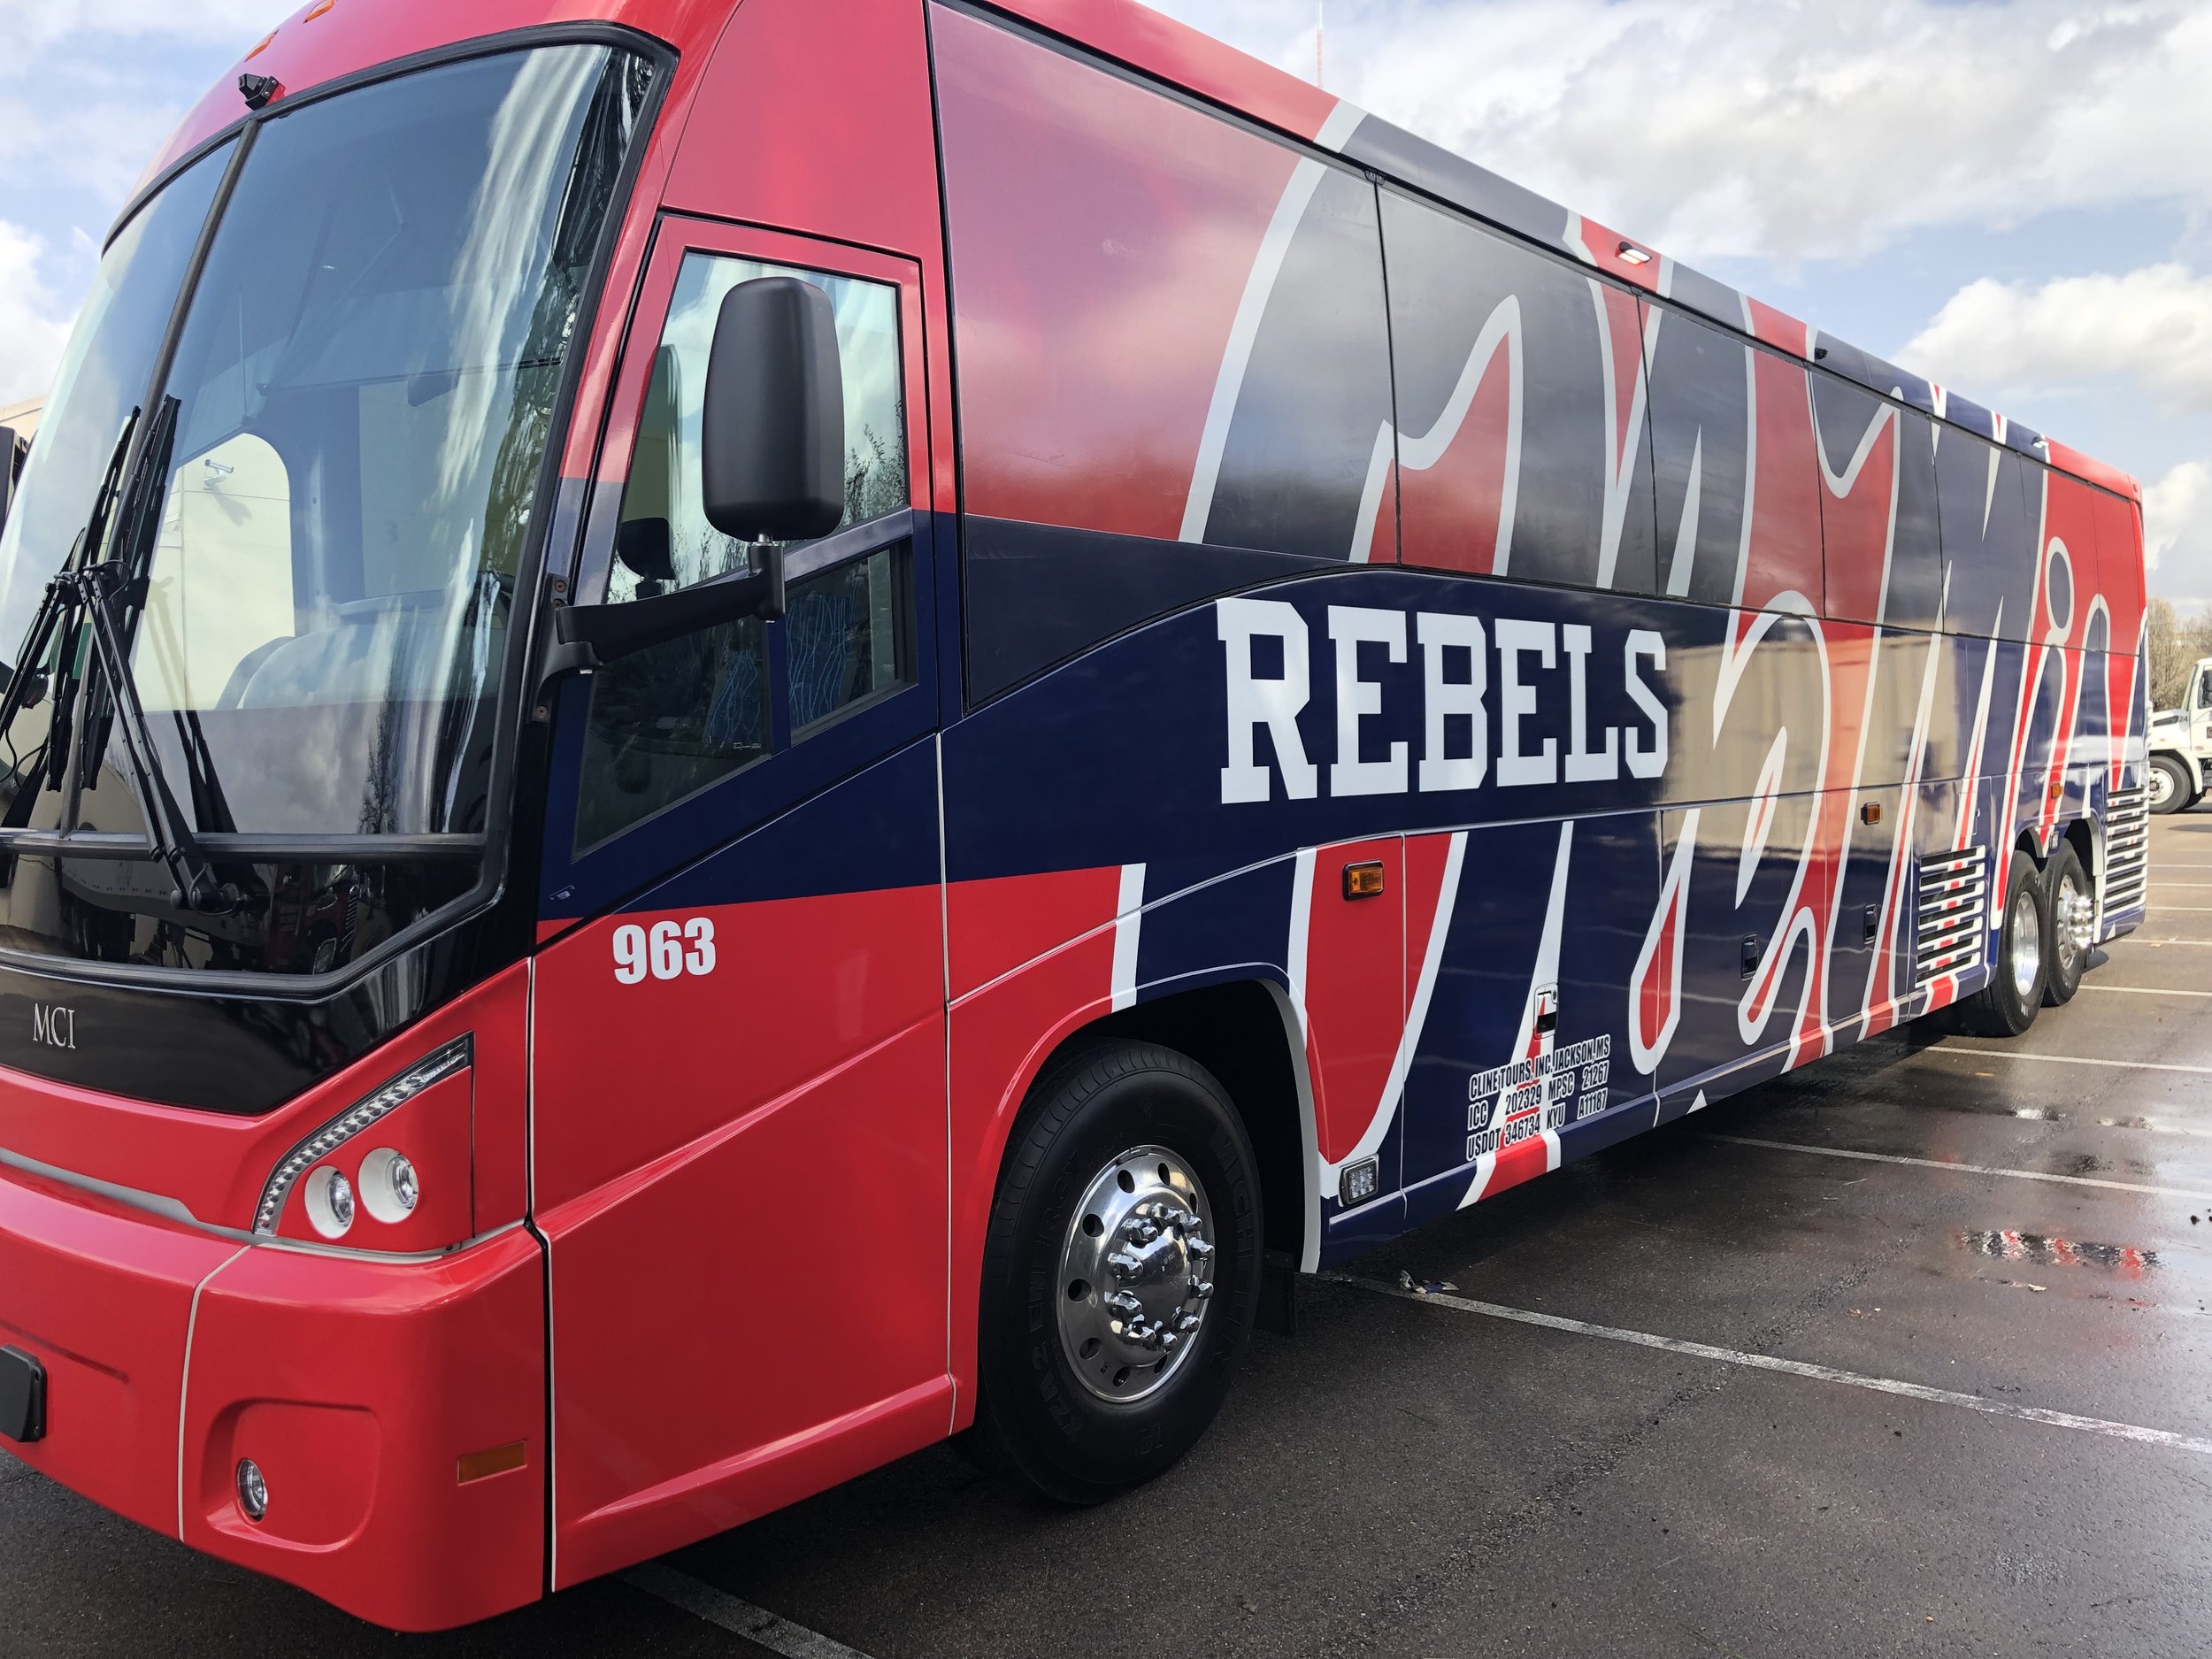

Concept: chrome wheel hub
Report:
left=2008, top=884, right=2044, bottom=1001
left=2055, top=874, right=2094, bottom=972
left=2148, top=766, right=2177, bottom=810
left=1057, top=1146, right=1216, bottom=1402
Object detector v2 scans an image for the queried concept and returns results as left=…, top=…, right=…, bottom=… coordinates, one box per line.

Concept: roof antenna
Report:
left=1316, top=0, right=1325, bottom=89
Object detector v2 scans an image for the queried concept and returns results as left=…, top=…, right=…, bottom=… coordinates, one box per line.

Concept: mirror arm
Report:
left=542, top=542, right=786, bottom=683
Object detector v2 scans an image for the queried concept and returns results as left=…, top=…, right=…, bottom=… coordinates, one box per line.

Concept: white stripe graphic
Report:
left=1286, top=847, right=1318, bottom=1039
left=1181, top=101, right=1365, bottom=544
left=1110, top=863, right=1146, bottom=1012
left=1325, top=1274, right=2212, bottom=1459
left=1587, top=280, right=1651, bottom=590
left=1628, top=805, right=1700, bottom=1077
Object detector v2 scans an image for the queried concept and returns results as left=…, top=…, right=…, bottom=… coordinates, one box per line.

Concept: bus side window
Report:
left=1641, top=307, right=1753, bottom=607
left=1380, top=186, right=1658, bottom=596
left=1937, top=432, right=2038, bottom=643
left=1810, top=373, right=1942, bottom=634
left=577, top=252, right=912, bottom=850
left=934, top=4, right=1394, bottom=699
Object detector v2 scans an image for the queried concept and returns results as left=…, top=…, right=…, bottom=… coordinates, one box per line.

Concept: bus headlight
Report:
left=304, top=1167, right=356, bottom=1239
left=358, top=1148, right=419, bottom=1224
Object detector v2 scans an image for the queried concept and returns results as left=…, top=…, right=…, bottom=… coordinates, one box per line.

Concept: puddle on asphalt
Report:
left=1955, top=1229, right=2158, bottom=1277
left=2097, top=1115, right=2212, bottom=1140
left=1909, top=1097, right=2072, bottom=1125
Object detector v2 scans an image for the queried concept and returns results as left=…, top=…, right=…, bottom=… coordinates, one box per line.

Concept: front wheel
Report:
left=2042, top=843, right=2092, bottom=1007
left=1955, top=848, right=2047, bottom=1037
left=2148, top=754, right=2191, bottom=815
left=969, top=1041, right=1262, bottom=1504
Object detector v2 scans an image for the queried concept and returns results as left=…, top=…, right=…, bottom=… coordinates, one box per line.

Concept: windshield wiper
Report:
left=0, top=408, right=141, bottom=810
left=0, top=398, right=236, bottom=913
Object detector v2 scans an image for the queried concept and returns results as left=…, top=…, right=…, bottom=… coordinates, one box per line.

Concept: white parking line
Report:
left=2124, top=938, right=2212, bottom=946
left=626, top=1563, right=875, bottom=1659
left=1325, top=1273, right=2212, bottom=1458
left=1703, top=1133, right=2209, bottom=1200
left=2148, top=906, right=2212, bottom=912
left=1924, top=1047, right=2212, bottom=1078
left=2081, top=984, right=2212, bottom=999
left=2151, top=882, right=2212, bottom=889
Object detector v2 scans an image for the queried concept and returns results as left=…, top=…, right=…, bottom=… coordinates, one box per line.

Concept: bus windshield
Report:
left=0, top=42, right=652, bottom=976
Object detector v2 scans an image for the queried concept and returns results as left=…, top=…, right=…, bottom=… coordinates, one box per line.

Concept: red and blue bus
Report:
left=0, top=0, right=2149, bottom=1630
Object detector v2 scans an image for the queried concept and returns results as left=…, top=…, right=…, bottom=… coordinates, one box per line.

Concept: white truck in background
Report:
left=2150, top=656, right=2212, bottom=813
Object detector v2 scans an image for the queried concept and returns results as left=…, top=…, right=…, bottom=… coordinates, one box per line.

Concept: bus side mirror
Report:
left=701, top=276, right=845, bottom=544
left=542, top=279, right=845, bottom=680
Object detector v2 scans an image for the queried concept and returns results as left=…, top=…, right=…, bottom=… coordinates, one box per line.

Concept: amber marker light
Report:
left=457, top=1440, right=529, bottom=1485
left=1342, top=861, right=1386, bottom=900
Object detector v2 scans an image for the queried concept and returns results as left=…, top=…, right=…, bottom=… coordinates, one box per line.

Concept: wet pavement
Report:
left=6, top=810, right=2212, bottom=1657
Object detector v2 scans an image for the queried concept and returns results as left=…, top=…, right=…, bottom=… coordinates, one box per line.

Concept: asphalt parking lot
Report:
left=6, top=812, right=2212, bottom=1659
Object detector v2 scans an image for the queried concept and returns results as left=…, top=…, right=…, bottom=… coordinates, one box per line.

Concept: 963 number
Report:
left=612, top=918, right=717, bottom=984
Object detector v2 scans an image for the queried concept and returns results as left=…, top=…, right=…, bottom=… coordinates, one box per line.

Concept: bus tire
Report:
left=2042, top=842, right=2092, bottom=1008
left=2147, top=754, right=2191, bottom=815
left=968, top=1040, right=1262, bottom=1505
left=1955, top=848, right=2047, bottom=1037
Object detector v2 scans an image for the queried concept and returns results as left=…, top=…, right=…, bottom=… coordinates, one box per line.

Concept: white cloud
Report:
left=1898, top=265, right=2212, bottom=416
left=0, top=0, right=278, bottom=50
left=0, top=222, right=73, bottom=405
left=1148, top=0, right=2212, bottom=266
left=0, top=2, right=286, bottom=203
left=2145, top=458, right=2212, bottom=608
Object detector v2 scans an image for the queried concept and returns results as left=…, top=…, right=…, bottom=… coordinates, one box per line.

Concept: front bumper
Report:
left=0, top=1163, right=546, bottom=1632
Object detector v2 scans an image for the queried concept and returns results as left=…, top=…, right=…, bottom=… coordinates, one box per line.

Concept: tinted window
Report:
left=578, top=253, right=915, bottom=849
left=1811, top=372, right=1941, bottom=631
left=1646, top=306, right=1750, bottom=605
left=1381, top=188, right=1656, bottom=595
left=934, top=5, right=1393, bottom=698
left=1936, top=432, right=2038, bottom=641
left=1888, top=411, right=1945, bottom=634
left=0, top=146, right=228, bottom=668
left=2089, top=489, right=2146, bottom=657
left=603, top=256, right=907, bottom=607
left=1744, top=345, right=1825, bottom=615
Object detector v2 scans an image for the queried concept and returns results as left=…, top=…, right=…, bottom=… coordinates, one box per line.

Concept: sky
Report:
left=1, top=0, right=2208, bottom=607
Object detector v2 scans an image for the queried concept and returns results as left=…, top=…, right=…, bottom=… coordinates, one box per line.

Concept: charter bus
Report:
left=0, top=0, right=2150, bottom=1632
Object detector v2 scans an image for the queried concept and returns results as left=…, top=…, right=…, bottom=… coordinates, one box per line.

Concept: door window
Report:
left=577, top=253, right=914, bottom=849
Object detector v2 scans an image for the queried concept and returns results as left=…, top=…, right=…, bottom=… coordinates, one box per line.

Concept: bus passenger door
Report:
left=527, top=221, right=949, bottom=1585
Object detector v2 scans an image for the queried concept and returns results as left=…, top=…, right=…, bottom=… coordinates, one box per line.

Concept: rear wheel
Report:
left=1955, top=848, right=2046, bottom=1037
left=969, top=1041, right=1262, bottom=1504
left=2042, top=843, right=2092, bottom=1007
left=2148, top=754, right=2191, bottom=814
